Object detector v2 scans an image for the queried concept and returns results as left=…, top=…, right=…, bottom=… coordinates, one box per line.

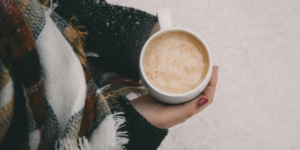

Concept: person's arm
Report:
left=90, top=63, right=218, bottom=149
left=54, top=0, right=158, bottom=82
left=89, top=62, right=169, bottom=150
left=117, top=96, right=168, bottom=150
left=130, top=66, right=219, bottom=129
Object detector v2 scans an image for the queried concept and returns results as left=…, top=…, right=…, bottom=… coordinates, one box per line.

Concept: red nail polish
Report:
left=197, top=98, right=208, bottom=108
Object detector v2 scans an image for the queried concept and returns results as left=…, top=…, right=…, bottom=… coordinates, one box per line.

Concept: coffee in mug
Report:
left=143, top=31, right=209, bottom=94
left=139, top=8, right=213, bottom=104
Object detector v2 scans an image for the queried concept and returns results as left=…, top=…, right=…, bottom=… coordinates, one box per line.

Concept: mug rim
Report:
left=139, top=27, right=213, bottom=98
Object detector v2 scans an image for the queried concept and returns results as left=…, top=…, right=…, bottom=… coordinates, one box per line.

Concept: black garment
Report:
left=117, top=96, right=168, bottom=150
left=54, top=1, right=167, bottom=149
left=54, top=0, right=158, bottom=82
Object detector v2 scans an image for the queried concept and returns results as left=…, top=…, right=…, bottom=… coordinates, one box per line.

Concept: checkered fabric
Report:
left=0, top=0, right=149, bottom=149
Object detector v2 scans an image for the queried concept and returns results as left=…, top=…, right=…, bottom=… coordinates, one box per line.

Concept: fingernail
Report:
left=197, top=98, right=208, bottom=108
left=217, top=66, right=219, bottom=70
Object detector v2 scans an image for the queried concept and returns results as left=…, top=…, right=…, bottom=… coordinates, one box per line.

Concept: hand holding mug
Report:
left=131, top=66, right=218, bottom=129
left=130, top=8, right=218, bottom=128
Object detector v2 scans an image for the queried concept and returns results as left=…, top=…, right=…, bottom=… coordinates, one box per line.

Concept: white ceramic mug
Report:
left=139, top=8, right=213, bottom=104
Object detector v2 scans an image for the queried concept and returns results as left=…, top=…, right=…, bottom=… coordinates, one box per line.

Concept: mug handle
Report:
left=157, top=8, right=174, bottom=30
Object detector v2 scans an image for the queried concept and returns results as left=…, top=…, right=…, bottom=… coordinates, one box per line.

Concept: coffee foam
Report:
left=143, top=31, right=209, bottom=94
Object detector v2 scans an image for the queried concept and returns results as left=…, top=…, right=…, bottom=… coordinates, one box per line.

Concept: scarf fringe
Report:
left=55, top=112, right=128, bottom=150
left=55, top=137, right=91, bottom=150
left=112, top=112, right=129, bottom=150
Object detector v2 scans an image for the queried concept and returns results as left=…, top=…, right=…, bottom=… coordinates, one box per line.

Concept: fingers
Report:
left=158, top=66, right=219, bottom=128
left=181, top=95, right=209, bottom=118
left=159, top=95, right=209, bottom=128
left=203, top=65, right=219, bottom=101
left=208, top=65, right=219, bottom=87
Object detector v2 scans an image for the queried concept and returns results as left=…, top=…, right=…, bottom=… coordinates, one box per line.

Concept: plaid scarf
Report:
left=0, top=0, right=147, bottom=149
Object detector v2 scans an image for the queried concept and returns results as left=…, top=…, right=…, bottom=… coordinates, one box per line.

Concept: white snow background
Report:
left=107, top=0, right=300, bottom=149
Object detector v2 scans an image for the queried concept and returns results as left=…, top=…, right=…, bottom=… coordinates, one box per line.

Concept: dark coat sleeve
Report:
left=117, top=96, right=168, bottom=150
left=54, top=0, right=158, bottom=82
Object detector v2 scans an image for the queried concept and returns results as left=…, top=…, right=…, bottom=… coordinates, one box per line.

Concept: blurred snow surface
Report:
left=107, top=0, right=300, bottom=149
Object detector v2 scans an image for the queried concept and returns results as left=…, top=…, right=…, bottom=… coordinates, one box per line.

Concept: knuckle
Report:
left=184, top=110, right=194, bottom=119
left=207, top=99, right=213, bottom=105
left=208, top=97, right=214, bottom=105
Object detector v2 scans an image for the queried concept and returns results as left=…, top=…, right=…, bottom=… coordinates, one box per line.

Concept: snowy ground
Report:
left=107, top=0, right=300, bottom=149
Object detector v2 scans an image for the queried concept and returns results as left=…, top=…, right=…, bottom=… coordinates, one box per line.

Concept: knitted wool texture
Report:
left=0, top=0, right=168, bottom=149
left=53, top=0, right=158, bottom=82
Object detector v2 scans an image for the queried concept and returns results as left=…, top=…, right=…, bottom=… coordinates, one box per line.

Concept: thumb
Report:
left=181, top=95, right=210, bottom=119
left=159, top=66, right=218, bottom=128
left=160, top=95, right=210, bottom=128
left=181, top=65, right=218, bottom=118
